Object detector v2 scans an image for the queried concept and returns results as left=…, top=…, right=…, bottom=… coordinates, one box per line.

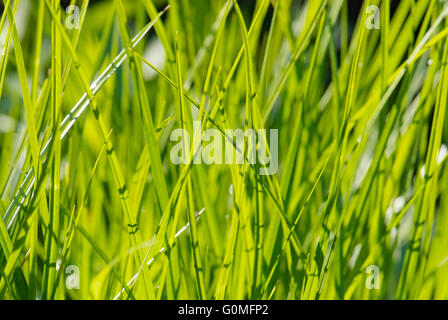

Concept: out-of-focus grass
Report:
left=1, top=0, right=448, bottom=300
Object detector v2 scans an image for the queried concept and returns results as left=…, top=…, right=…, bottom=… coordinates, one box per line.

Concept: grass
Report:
left=1, top=0, right=448, bottom=300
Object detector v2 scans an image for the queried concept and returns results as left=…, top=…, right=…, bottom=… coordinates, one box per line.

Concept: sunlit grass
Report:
left=1, top=0, right=448, bottom=300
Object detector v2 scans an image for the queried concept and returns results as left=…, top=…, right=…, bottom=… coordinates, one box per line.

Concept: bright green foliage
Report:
left=1, top=0, right=448, bottom=300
